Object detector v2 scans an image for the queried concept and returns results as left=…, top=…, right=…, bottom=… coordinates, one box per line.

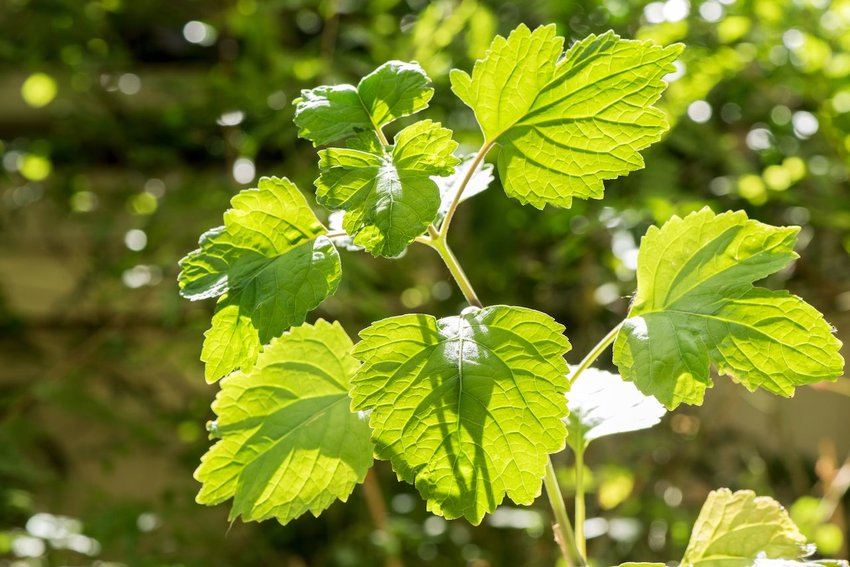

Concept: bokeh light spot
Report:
left=21, top=73, right=57, bottom=108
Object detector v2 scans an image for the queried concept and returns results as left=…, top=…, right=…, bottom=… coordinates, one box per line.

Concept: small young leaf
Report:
left=565, top=366, right=666, bottom=452
left=450, top=24, right=682, bottom=209
left=681, top=489, right=813, bottom=566
left=293, top=61, right=433, bottom=146
left=434, top=153, right=495, bottom=226
left=178, top=177, right=341, bottom=382
left=349, top=305, right=571, bottom=524
left=613, top=207, right=844, bottom=409
left=316, top=120, right=459, bottom=257
left=195, top=320, right=373, bottom=525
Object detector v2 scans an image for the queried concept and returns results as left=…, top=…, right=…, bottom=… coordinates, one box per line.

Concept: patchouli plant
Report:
left=178, top=24, right=846, bottom=566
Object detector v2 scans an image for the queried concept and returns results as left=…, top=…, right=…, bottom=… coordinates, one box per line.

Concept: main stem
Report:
left=430, top=237, right=481, bottom=308
left=574, top=447, right=586, bottom=557
left=420, top=141, right=584, bottom=566
left=545, top=458, right=586, bottom=567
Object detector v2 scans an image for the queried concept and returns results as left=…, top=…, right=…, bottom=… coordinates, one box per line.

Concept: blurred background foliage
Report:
left=1, top=0, right=850, bottom=565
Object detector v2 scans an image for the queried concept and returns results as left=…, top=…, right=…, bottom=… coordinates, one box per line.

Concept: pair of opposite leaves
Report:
left=178, top=24, right=844, bottom=526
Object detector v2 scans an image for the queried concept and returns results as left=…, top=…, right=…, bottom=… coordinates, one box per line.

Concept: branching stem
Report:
left=417, top=139, right=588, bottom=566
left=544, top=458, right=587, bottom=567
left=438, top=141, right=495, bottom=238
left=568, top=322, right=624, bottom=385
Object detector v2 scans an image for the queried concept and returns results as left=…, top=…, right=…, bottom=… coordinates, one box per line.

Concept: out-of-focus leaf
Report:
left=564, top=366, right=666, bottom=452
left=681, top=489, right=813, bottom=566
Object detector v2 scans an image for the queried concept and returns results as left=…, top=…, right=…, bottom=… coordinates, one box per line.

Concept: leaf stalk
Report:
left=568, top=322, right=624, bottom=385
left=544, top=457, right=587, bottom=567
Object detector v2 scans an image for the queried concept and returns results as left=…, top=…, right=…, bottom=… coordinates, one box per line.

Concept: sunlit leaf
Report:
left=178, top=177, right=341, bottom=382
left=681, top=489, right=813, bottom=566
left=565, top=366, right=666, bottom=452
left=613, top=207, right=843, bottom=408
left=316, top=120, right=459, bottom=257
left=293, top=61, right=433, bottom=146
left=349, top=305, right=571, bottom=524
left=450, top=24, right=682, bottom=209
left=195, top=320, right=373, bottom=525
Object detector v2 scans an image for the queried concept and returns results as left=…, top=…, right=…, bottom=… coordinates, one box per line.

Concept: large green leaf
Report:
left=613, top=207, right=843, bottom=409
left=681, top=489, right=813, bottom=566
left=349, top=305, right=571, bottom=524
left=195, top=320, right=373, bottom=524
left=450, top=24, right=682, bottom=209
left=316, top=120, right=459, bottom=257
left=565, top=366, right=666, bottom=452
left=178, top=177, right=341, bottom=382
left=293, top=60, right=433, bottom=146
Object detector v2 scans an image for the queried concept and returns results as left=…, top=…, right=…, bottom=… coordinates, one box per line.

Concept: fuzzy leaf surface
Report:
left=350, top=305, right=571, bottom=524
left=195, top=320, right=373, bottom=524
left=293, top=61, right=433, bottom=146
left=613, top=208, right=843, bottom=408
left=316, top=120, right=458, bottom=257
left=565, top=366, right=666, bottom=452
left=178, top=177, right=341, bottom=381
left=450, top=24, right=682, bottom=209
left=681, top=489, right=812, bottom=566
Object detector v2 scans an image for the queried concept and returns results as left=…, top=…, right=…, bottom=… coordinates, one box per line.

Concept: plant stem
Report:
left=438, top=141, right=494, bottom=238
left=544, top=458, right=586, bottom=567
left=373, top=125, right=389, bottom=146
left=568, top=322, right=624, bottom=385
left=429, top=237, right=482, bottom=308
left=421, top=138, right=584, bottom=565
left=574, top=446, right=586, bottom=557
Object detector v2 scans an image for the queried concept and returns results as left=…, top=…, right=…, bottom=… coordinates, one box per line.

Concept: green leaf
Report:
left=681, top=489, right=813, bottom=566
left=316, top=120, right=459, bottom=257
left=450, top=24, right=682, bottom=209
left=565, top=366, right=666, bottom=452
left=613, top=207, right=844, bottom=409
left=178, top=177, right=341, bottom=382
left=617, top=563, right=666, bottom=567
left=293, top=61, right=433, bottom=146
left=195, top=320, right=373, bottom=525
left=349, top=305, right=571, bottom=524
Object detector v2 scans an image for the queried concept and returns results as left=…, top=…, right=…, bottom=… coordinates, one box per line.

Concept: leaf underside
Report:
left=349, top=305, right=571, bottom=524
left=195, top=320, right=373, bottom=525
left=450, top=24, right=683, bottom=209
left=178, top=177, right=341, bottom=382
left=613, top=207, right=844, bottom=409
left=565, top=366, right=666, bottom=452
